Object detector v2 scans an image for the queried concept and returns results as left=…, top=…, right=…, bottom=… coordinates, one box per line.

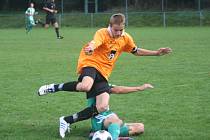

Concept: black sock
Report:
left=54, top=81, right=78, bottom=92
left=55, top=27, right=59, bottom=37
left=64, top=105, right=98, bottom=124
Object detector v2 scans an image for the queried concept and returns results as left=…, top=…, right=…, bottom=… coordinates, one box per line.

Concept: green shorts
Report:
left=91, top=110, right=115, bottom=131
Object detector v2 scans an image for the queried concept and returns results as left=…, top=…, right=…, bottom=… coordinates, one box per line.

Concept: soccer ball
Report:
left=92, top=130, right=112, bottom=140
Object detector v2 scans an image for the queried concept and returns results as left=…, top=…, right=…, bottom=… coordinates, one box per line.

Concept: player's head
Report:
left=29, top=2, right=34, bottom=8
left=109, top=13, right=125, bottom=38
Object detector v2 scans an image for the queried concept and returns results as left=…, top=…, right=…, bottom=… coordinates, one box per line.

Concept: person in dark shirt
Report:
left=43, top=0, right=63, bottom=39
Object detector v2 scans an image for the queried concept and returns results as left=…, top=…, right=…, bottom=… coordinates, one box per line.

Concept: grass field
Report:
left=0, top=27, right=210, bottom=140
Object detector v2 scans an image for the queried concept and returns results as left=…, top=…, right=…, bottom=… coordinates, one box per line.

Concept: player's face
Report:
left=30, top=3, right=34, bottom=7
left=111, top=24, right=124, bottom=38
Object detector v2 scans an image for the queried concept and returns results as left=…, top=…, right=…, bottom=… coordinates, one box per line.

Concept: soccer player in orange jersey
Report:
left=38, top=13, right=172, bottom=138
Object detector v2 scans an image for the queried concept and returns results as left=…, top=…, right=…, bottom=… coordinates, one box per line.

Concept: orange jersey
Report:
left=77, top=28, right=137, bottom=80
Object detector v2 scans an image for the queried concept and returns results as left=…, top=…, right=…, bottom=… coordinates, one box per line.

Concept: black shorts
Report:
left=78, top=67, right=111, bottom=99
left=46, top=15, right=57, bottom=25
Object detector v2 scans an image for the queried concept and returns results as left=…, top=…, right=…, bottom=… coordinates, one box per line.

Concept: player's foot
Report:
left=59, top=116, right=70, bottom=138
left=37, top=83, right=55, bottom=96
left=57, top=36, right=64, bottom=39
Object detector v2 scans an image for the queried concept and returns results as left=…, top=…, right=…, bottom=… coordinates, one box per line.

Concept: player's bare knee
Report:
left=76, top=82, right=92, bottom=92
left=96, top=105, right=108, bottom=113
left=117, top=119, right=123, bottom=125
left=96, top=104, right=109, bottom=113
left=78, top=76, right=94, bottom=92
left=80, top=84, right=92, bottom=92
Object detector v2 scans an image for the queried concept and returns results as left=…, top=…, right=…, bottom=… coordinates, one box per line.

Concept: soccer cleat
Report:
left=37, top=83, right=55, bottom=96
left=59, top=116, right=70, bottom=138
left=57, top=36, right=64, bottom=39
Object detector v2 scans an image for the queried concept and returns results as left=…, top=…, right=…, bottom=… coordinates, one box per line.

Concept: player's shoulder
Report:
left=95, top=28, right=108, bottom=37
left=97, top=28, right=107, bottom=33
left=123, top=31, right=134, bottom=41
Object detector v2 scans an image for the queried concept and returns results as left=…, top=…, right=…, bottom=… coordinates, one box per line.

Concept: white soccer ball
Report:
left=92, top=130, right=113, bottom=140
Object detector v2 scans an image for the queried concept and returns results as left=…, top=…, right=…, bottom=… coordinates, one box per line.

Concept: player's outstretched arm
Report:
left=111, top=84, right=154, bottom=94
left=134, top=47, right=172, bottom=56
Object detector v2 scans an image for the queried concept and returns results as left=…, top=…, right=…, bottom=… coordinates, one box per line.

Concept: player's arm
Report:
left=43, top=6, right=57, bottom=13
left=84, top=30, right=104, bottom=55
left=25, top=9, right=31, bottom=16
left=125, top=33, right=172, bottom=56
left=133, top=47, right=172, bottom=56
left=111, top=84, right=153, bottom=94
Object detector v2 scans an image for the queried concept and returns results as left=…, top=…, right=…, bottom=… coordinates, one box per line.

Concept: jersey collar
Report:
left=107, top=26, right=125, bottom=38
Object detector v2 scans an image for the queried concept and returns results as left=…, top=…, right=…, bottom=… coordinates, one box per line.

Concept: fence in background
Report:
left=0, top=11, right=210, bottom=28
left=60, top=11, right=210, bottom=27
left=1, top=0, right=210, bottom=28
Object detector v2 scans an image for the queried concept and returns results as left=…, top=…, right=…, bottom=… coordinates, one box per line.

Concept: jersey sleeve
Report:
left=108, top=83, right=117, bottom=94
left=92, top=30, right=104, bottom=49
left=122, top=33, right=138, bottom=53
left=25, top=8, right=29, bottom=15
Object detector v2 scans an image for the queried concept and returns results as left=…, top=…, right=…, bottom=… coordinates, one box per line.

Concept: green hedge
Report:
left=0, top=12, right=210, bottom=28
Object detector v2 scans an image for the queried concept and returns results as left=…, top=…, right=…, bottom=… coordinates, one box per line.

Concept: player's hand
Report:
left=142, top=84, right=154, bottom=90
left=84, top=42, right=94, bottom=55
left=157, top=47, right=172, bottom=56
left=54, top=10, right=58, bottom=13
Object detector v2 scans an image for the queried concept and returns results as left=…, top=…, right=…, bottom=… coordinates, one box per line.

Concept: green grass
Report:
left=0, top=27, right=210, bottom=140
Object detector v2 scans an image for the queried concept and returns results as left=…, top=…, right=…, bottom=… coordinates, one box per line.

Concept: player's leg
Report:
left=61, top=92, right=110, bottom=128
left=52, top=18, right=63, bottom=39
left=89, top=110, right=116, bottom=139
left=95, top=92, right=110, bottom=113
left=63, top=88, right=110, bottom=124
left=26, top=17, right=34, bottom=33
left=45, top=24, right=49, bottom=28
left=59, top=81, right=110, bottom=138
left=45, top=15, right=50, bottom=28
left=45, top=67, right=94, bottom=138
left=59, top=92, right=110, bottom=138
left=38, top=67, right=97, bottom=96
left=25, top=19, right=31, bottom=33
left=121, top=123, right=144, bottom=136
left=30, top=17, right=36, bottom=26
left=103, top=114, right=123, bottom=140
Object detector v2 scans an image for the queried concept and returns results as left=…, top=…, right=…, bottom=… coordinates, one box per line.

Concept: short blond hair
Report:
left=109, top=13, right=125, bottom=26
